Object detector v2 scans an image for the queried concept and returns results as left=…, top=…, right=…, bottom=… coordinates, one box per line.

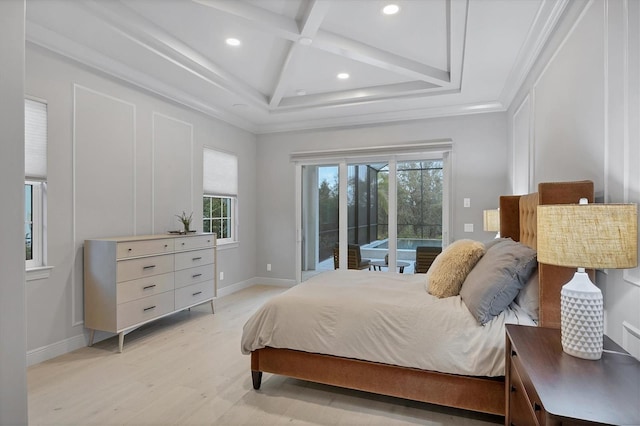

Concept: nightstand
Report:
left=505, top=324, right=640, bottom=426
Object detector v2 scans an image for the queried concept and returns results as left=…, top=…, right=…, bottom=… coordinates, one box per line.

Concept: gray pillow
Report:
left=515, top=269, right=539, bottom=321
left=460, top=238, right=537, bottom=325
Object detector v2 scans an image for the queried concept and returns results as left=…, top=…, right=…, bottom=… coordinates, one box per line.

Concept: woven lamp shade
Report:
left=537, top=203, right=638, bottom=269
left=483, top=209, right=500, bottom=232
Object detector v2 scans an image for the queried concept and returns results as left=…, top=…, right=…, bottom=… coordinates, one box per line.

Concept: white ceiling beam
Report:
left=84, top=0, right=268, bottom=107
left=193, top=0, right=300, bottom=42
left=448, top=0, right=468, bottom=88
left=277, top=81, right=441, bottom=109
left=269, top=0, right=330, bottom=108
left=314, top=30, right=451, bottom=86
left=195, top=0, right=454, bottom=88
left=298, top=0, right=331, bottom=37
left=268, top=44, right=305, bottom=108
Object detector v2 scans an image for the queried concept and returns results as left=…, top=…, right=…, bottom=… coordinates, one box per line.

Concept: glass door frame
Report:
left=294, top=144, right=452, bottom=284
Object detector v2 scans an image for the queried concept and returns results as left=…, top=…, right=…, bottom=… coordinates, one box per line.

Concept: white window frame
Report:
left=25, top=180, right=45, bottom=269
left=24, top=97, right=51, bottom=279
left=203, top=194, right=237, bottom=245
left=203, top=147, right=238, bottom=247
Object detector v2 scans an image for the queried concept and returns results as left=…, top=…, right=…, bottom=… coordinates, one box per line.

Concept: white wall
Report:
left=0, top=1, right=28, bottom=424
left=508, top=0, right=640, bottom=356
left=256, top=113, right=509, bottom=281
left=24, top=45, right=258, bottom=363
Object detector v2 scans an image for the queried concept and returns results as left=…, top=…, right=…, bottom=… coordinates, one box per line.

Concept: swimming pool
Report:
left=365, top=238, right=442, bottom=250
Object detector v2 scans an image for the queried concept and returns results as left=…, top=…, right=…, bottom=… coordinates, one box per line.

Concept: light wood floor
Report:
left=28, top=285, right=501, bottom=425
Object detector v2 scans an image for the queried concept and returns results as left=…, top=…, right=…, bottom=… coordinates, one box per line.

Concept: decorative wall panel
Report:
left=152, top=113, right=193, bottom=233
left=73, top=85, right=136, bottom=325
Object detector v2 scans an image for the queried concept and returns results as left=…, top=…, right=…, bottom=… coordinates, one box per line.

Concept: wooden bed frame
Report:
left=250, top=180, right=594, bottom=416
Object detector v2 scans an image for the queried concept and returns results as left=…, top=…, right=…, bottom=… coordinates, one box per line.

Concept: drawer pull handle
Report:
left=142, top=284, right=156, bottom=290
left=192, top=291, right=202, bottom=296
left=128, top=248, right=132, bottom=252
left=143, top=305, right=156, bottom=312
left=164, top=244, right=168, bottom=248
left=192, top=273, right=202, bottom=278
left=182, top=242, right=185, bottom=246
left=533, top=402, right=541, bottom=412
left=192, top=257, right=202, bottom=261
left=143, top=265, right=156, bottom=270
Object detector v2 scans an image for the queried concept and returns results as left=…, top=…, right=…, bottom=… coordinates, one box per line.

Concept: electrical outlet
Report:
left=219, top=271, right=224, bottom=281
left=464, top=198, right=471, bottom=208
left=267, top=263, right=271, bottom=271
left=464, top=223, right=474, bottom=232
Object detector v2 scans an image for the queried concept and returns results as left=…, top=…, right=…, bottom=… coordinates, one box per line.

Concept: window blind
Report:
left=25, top=99, right=47, bottom=180
left=203, top=148, right=237, bottom=196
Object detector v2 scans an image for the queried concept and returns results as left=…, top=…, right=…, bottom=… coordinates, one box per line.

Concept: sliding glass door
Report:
left=296, top=146, right=450, bottom=282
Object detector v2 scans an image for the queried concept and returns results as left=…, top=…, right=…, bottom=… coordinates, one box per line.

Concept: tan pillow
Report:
left=426, top=239, right=486, bottom=298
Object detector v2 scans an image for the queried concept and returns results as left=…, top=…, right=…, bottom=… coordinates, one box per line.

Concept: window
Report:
left=203, top=148, right=237, bottom=244
left=203, top=195, right=234, bottom=241
left=25, top=98, right=48, bottom=269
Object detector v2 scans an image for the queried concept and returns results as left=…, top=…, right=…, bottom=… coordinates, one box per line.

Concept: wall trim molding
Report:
left=72, top=84, right=137, bottom=328
left=622, top=320, right=640, bottom=358
left=150, top=112, right=194, bottom=234
left=27, top=333, right=87, bottom=367
left=511, top=93, right=532, bottom=193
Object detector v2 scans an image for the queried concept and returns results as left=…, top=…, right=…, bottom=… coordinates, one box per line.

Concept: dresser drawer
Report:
left=117, top=272, right=175, bottom=304
left=510, top=349, right=545, bottom=426
left=510, top=361, right=540, bottom=426
left=175, top=280, right=214, bottom=310
left=174, top=234, right=215, bottom=252
left=116, top=238, right=174, bottom=259
left=175, top=264, right=215, bottom=289
left=175, top=248, right=214, bottom=271
left=117, top=291, right=174, bottom=330
left=116, top=254, right=174, bottom=282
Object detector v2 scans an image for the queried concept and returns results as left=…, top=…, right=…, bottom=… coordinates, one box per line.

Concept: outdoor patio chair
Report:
left=333, top=244, right=371, bottom=270
left=414, top=246, right=442, bottom=273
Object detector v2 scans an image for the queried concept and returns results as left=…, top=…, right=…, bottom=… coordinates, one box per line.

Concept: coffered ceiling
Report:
left=25, top=0, right=568, bottom=133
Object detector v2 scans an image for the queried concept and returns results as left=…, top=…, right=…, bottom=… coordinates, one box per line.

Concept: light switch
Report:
left=464, top=223, right=474, bottom=232
left=464, top=198, right=471, bottom=208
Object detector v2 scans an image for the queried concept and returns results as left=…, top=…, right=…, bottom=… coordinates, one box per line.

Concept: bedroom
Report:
left=1, top=0, right=640, bottom=424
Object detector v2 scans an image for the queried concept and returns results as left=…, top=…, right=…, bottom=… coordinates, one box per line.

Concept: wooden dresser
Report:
left=84, top=233, right=217, bottom=352
left=506, top=324, right=640, bottom=426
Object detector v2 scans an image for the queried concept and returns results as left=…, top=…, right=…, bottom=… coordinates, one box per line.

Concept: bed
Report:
left=243, top=180, right=594, bottom=416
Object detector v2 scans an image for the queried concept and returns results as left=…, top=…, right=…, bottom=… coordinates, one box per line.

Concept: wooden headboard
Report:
left=499, top=180, right=595, bottom=328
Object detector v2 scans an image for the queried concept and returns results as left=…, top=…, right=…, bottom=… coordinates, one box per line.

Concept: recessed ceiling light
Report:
left=337, top=73, right=350, bottom=80
left=296, top=89, right=306, bottom=96
left=382, top=4, right=400, bottom=15
left=232, top=103, right=248, bottom=109
left=298, top=37, right=313, bottom=46
left=226, top=38, right=241, bottom=46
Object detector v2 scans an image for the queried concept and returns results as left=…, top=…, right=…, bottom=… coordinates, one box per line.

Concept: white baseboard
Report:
left=28, top=278, right=296, bottom=366
left=217, top=277, right=295, bottom=296
left=27, top=333, right=87, bottom=367
left=251, top=277, right=297, bottom=288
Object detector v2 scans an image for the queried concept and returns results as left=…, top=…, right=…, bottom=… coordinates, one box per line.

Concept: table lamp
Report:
left=483, top=209, right=500, bottom=238
left=537, top=199, right=637, bottom=360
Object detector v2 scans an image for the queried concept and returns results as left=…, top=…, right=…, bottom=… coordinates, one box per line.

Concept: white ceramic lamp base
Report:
left=560, top=269, right=603, bottom=360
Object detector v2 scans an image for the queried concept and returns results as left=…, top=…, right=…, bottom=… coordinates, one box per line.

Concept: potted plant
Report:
left=176, top=211, right=193, bottom=234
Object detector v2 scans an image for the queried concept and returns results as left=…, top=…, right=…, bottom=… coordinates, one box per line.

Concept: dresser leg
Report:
left=88, top=329, right=95, bottom=347
left=118, top=332, right=124, bottom=353
left=210, top=300, right=215, bottom=314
